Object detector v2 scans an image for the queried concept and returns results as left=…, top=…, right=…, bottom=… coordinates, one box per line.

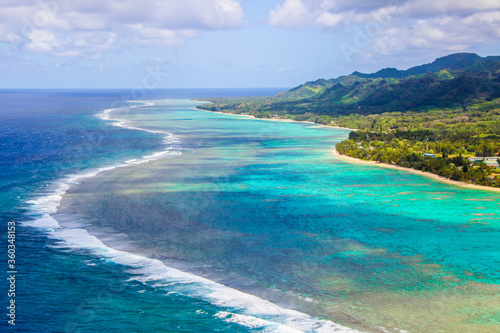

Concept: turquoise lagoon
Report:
left=56, top=99, right=500, bottom=332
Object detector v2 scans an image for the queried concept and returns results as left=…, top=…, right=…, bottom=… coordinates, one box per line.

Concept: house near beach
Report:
left=468, top=157, right=499, bottom=168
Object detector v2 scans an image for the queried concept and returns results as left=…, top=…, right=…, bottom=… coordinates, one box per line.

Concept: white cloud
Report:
left=268, top=0, right=500, bottom=61
left=316, top=11, right=343, bottom=27
left=405, top=0, right=500, bottom=17
left=268, top=0, right=500, bottom=27
left=25, top=30, right=59, bottom=53
left=0, top=0, right=245, bottom=57
left=371, top=11, right=500, bottom=56
left=267, top=0, right=312, bottom=27
left=128, top=25, right=199, bottom=47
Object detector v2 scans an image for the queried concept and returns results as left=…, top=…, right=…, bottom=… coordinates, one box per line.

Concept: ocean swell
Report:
left=24, top=101, right=363, bottom=333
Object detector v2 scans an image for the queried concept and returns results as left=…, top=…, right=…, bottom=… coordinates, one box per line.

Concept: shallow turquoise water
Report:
left=61, top=99, right=500, bottom=332
left=117, top=100, right=500, bottom=281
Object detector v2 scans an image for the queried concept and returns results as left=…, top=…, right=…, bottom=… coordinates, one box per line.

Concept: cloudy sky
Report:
left=1, top=0, right=499, bottom=89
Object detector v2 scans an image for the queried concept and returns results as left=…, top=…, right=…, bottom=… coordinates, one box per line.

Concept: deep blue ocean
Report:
left=1, top=89, right=499, bottom=333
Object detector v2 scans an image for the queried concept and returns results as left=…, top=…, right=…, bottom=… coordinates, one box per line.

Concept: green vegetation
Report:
left=197, top=53, right=500, bottom=119
left=195, top=53, right=500, bottom=188
left=335, top=104, right=500, bottom=187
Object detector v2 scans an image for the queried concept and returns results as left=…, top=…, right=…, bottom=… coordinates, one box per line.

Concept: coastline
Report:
left=332, top=148, right=500, bottom=194
left=194, top=106, right=357, bottom=130
left=197, top=105, right=500, bottom=194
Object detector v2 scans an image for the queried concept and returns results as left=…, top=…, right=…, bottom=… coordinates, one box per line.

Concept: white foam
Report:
left=215, top=311, right=300, bottom=332
left=24, top=100, right=364, bottom=333
left=32, top=218, right=361, bottom=332
left=97, top=101, right=179, bottom=146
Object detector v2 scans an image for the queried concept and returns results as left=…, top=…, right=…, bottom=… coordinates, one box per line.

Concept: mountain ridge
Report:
left=278, top=53, right=500, bottom=102
left=198, top=52, right=500, bottom=118
left=352, top=53, right=484, bottom=79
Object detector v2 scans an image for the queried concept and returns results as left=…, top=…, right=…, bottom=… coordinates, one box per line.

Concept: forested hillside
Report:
left=195, top=53, right=500, bottom=188
left=197, top=53, right=500, bottom=120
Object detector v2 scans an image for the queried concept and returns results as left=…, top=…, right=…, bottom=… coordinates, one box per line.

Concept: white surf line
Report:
left=25, top=101, right=180, bottom=228
left=97, top=100, right=181, bottom=147
left=25, top=100, right=364, bottom=333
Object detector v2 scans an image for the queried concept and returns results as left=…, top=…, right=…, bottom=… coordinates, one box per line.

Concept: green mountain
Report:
left=198, top=53, right=500, bottom=118
left=276, top=78, right=340, bottom=100
left=352, top=53, right=488, bottom=79
left=286, top=53, right=500, bottom=114
left=277, top=53, right=500, bottom=101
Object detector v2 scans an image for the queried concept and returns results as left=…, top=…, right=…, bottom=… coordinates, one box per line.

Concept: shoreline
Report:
left=198, top=104, right=500, bottom=194
left=332, top=148, right=500, bottom=193
left=198, top=105, right=500, bottom=194
left=194, top=106, right=357, bottom=131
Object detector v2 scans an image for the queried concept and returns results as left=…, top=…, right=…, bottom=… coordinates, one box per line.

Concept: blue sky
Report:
left=1, top=0, right=499, bottom=89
